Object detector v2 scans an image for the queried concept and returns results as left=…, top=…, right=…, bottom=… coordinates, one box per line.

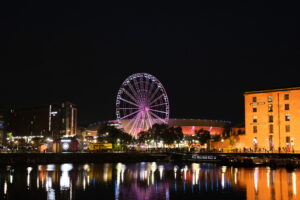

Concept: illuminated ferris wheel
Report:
left=116, top=73, right=169, bottom=135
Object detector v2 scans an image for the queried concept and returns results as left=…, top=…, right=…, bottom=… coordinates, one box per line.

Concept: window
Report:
left=268, top=104, right=273, bottom=112
left=269, top=124, right=273, bottom=133
left=253, top=107, right=257, bottom=112
left=285, top=114, right=290, bottom=121
left=286, top=125, right=290, bottom=132
left=253, top=116, right=257, bottom=123
left=253, top=126, right=257, bottom=133
left=285, top=104, right=290, bottom=110
left=286, top=136, right=291, bottom=146
left=268, top=95, right=273, bottom=102
left=253, top=97, right=257, bottom=102
left=284, top=94, right=289, bottom=100
left=269, top=115, right=273, bottom=123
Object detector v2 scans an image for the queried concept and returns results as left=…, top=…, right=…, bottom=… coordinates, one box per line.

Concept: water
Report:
left=0, top=162, right=299, bottom=200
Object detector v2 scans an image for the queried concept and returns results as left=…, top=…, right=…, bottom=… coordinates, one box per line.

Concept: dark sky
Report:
left=1, top=1, right=299, bottom=125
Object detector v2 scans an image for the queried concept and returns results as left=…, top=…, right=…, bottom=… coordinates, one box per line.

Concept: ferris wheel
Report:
left=116, top=73, right=170, bottom=135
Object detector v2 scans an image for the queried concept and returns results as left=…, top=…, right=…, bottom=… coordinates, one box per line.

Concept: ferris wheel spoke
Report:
left=150, top=103, right=168, bottom=108
left=145, top=77, right=149, bottom=92
left=133, top=78, right=141, bottom=93
left=122, top=88, right=139, bottom=104
left=119, top=109, right=140, bottom=120
left=150, top=94, right=164, bottom=105
left=136, top=112, right=145, bottom=134
left=117, top=73, right=169, bottom=136
left=149, top=87, right=160, bottom=102
left=118, top=108, right=139, bottom=110
left=146, top=111, right=154, bottom=128
left=129, top=112, right=142, bottom=135
left=149, top=108, right=168, bottom=114
left=147, top=81, right=155, bottom=100
left=139, top=77, right=144, bottom=91
left=149, top=111, right=167, bottom=124
left=124, top=115, right=138, bottom=129
left=127, top=82, right=140, bottom=100
left=119, top=98, right=140, bottom=108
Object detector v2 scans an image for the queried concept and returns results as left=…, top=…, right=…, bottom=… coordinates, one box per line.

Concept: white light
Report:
left=62, top=143, right=69, bottom=150
left=9, top=175, right=13, bottom=184
left=83, top=164, right=90, bottom=172
left=61, top=139, right=71, bottom=143
left=47, top=164, right=55, bottom=171
left=4, top=181, right=7, bottom=195
left=61, top=164, right=73, bottom=172
left=292, top=172, right=297, bottom=195
left=159, top=165, right=164, bottom=180
left=254, top=168, right=259, bottom=192
left=60, top=164, right=73, bottom=190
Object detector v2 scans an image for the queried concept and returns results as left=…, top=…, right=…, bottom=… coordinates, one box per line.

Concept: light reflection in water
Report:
left=60, top=164, right=73, bottom=190
left=0, top=162, right=300, bottom=200
left=254, top=167, right=259, bottom=193
left=27, top=167, right=32, bottom=187
left=292, top=172, right=297, bottom=196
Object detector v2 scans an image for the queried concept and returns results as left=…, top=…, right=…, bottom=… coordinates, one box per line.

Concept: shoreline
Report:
left=0, top=152, right=300, bottom=168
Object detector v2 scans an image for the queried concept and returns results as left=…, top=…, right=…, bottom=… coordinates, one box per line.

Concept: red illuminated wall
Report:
left=181, top=126, right=224, bottom=135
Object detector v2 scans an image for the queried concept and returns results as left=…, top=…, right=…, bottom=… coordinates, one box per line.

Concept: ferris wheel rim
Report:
left=116, top=73, right=170, bottom=135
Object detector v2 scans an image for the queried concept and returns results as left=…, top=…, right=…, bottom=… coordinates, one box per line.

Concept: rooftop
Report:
left=244, top=87, right=300, bottom=95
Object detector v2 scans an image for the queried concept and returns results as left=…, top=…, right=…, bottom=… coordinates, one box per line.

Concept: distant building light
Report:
left=61, top=139, right=71, bottom=143
left=62, top=143, right=69, bottom=150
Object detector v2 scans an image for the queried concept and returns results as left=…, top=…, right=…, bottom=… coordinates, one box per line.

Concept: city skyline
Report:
left=1, top=2, right=300, bottom=125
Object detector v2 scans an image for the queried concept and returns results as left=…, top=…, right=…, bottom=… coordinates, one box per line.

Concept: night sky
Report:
left=1, top=1, right=299, bottom=125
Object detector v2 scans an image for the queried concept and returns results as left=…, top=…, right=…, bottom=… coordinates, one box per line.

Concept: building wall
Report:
left=180, top=126, right=224, bottom=135
left=6, top=101, right=77, bottom=138
left=0, top=114, right=4, bottom=145
left=244, top=88, right=300, bottom=151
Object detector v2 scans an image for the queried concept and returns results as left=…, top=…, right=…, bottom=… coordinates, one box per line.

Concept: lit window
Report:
left=268, top=104, right=273, bottom=112
left=285, top=104, right=289, bottom=110
left=253, top=97, right=257, bottom=102
left=253, top=126, right=257, bottom=133
left=286, top=125, right=290, bottom=132
left=284, top=94, right=289, bottom=100
left=253, top=116, right=257, bottom=123
left=285, top=114, right=290, bottom=121
left=253, top=107, right=257, bottom=112
left=269, top=124, right=273, bottom=133
left=286, top=136, right=291, bottom=145
left=269, top=115, right=273, bottom=123
left=268, top=96, right=273, bottom=102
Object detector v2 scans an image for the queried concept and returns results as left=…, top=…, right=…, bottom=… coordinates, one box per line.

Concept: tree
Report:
left=138, top=124, right=184, bottom=146
left=97, top=123, right=132, bottom=145
left=138, top=131, right=153, bottom=144
left=222, top=123, right=231, bottom=138
left=195, top=129, right=211, bottom=145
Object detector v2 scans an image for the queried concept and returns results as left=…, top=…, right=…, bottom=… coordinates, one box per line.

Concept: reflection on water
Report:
left=0, top=162, right=299, bottom=200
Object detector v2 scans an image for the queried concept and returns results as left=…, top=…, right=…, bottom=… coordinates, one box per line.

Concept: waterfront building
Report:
left=88, top=118, right=230, bottom=136
left=0, top=113, right=4, bottom=145
left=6, top=101, right=77, bottom=138
left=168, top=119, right=230, bottom=136
left=244, top=87, right=300, bottom=152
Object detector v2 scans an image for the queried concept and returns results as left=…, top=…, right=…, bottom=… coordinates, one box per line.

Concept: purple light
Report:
left=116, top=73, right=170, bottom=135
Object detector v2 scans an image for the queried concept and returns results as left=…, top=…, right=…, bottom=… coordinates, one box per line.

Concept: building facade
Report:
left=244, top=87, right=300, bottom=152
left=6, top=101, right=77, bottom=138
left=0, top=113, right=4, bottom=145
left=168, top=119, right=230, bottom=136
left=89, top=119, right=230, bottom=136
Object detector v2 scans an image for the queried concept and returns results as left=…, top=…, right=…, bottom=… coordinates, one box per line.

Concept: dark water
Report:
left=0, top=162, right=299, bottom=200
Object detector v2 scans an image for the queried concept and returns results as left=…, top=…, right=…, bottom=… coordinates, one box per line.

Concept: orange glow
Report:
left=244, top=88, right=300, bottom=152
left=181, top=126, right=224, bottom=135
